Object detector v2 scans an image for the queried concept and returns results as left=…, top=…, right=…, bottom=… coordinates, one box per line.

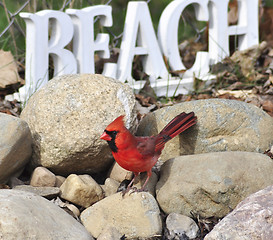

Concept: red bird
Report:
left=100, top=112, right=197, bottom=193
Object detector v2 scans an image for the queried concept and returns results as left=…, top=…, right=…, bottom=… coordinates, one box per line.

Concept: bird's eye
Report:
left=112, top=131, right=117, bottom=135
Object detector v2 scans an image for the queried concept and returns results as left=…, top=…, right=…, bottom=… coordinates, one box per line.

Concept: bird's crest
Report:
left=105, top=115, right=125, bottom=131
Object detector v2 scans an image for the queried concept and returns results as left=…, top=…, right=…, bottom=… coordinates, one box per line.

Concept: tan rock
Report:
left=156, top=151, right=273, bottom=218
left=55, top=175, right=66, bottom=187
left=137, top=99, right=273, bottom=162
left=108, top=162, right=133, bottom=182
left=102, top=178, right=119, bottom=197
left=21, top=74, right=137, bottom=175
left=81, top=191, right=162, bottom=239
left=0, top=113, right=32, bottom=183
left=97, top=227, right=123, bottom=240
left=30, top=167, right=56, bottom=187
left=60, top=174, right=104, bottom=208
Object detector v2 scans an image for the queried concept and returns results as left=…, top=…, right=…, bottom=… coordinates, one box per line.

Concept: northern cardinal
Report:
left=100, top=112, right=197, bottom=193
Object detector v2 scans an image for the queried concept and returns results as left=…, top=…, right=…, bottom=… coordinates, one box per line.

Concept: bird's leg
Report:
left=122, top=172, right=139, bottom=196
left=130, top=170, right=152, bottom=194
left=138, top=170, right=152, bottom=192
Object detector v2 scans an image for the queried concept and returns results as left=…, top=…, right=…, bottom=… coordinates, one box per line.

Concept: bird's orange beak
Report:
left=100, top=132, right=112, bottom=141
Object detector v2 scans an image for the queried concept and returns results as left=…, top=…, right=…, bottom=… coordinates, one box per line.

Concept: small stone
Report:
left=108, top=162, right=133, bottom=182
left=30, top=167, right=56, bottom=187
left=102, top=178, right=119, bottom=197
left=65, top=203, right=80, bottom=217
left=97, top=227, right=123, bottom=240
left=55, top=175, right=66, bottom=187
left=166, top=213, right=199, bottom=239
left=60, top=174, right=104, bottom=208
left=14, top=185, right=60, bottom=199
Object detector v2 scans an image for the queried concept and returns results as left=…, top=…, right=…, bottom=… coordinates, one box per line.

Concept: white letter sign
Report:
left=66, top=5, right=112, bottom=74
left=208, top=0, right=259, bottom=63
left=158, top=0, right=209, bottom=73
left=117, top=1, right=169, bottom=84
left=6, top=0, right=259, bottom=103
left=18, top=10, right=76, bottom=100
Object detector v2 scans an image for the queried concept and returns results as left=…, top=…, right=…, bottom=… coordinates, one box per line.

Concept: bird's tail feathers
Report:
left=155, top=112, right=197, bottom=151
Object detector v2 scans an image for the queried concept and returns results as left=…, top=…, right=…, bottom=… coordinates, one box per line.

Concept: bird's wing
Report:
left=136, top=136, right=156, bottom=156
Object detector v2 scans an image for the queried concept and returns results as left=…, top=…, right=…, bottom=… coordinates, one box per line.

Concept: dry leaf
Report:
left=228, top=0, right=238, bottom=25
left=262, top=100, right=273, bottom=113
left=0, top=50, right=22, bottom=88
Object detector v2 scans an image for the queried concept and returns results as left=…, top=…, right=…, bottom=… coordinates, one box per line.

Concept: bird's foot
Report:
left=121, top=187, right=148, bottom=196
left=129, top=187, right=147, bottom=195
left=121, top=187, right=135, bottom=197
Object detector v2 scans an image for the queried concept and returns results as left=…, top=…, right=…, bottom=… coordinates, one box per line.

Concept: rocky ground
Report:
left=0, top=43, right=273, bottom=239
left=0, top=69, right=273, bottom=239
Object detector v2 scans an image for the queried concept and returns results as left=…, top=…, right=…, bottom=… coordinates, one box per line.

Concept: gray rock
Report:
left=205, top=185, right=273, bottom=240
left=81, top=191, right=162, bottom=239
left=137, top=99, right=273, bottom=162
left=165, top=213, right=199, bottom=239
left=0, top=189, right=93, bottom=239
left=0, top=113, right=32, bottom=183
left=21, top=74, right=137, bottom=175
left=101, top=178, right=120, bottom=197
left=14, top=185, right=60, bottom=199
left=156, top=151, right=273, bottom=218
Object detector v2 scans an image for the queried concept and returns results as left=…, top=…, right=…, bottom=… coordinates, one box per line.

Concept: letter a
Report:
left=117, top=1, right=169, bottom=84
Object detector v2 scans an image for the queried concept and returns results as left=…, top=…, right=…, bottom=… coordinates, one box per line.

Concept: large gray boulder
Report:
left=156, top=151, right=273, bottom=218
left=137, top=99, right=273, bottom=162
left=0, top=189, right=93, bottom=239
left=0, top=113, right=32, bottom=183
left=205, top=185, right=273, bottom=240
left=21, top=74, right=137, bottom=175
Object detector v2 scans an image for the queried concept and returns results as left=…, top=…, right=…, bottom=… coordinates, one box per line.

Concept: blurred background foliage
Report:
left=0, top=0, right=208, bottom=58
left=0, top=0, right=272, bottom=72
